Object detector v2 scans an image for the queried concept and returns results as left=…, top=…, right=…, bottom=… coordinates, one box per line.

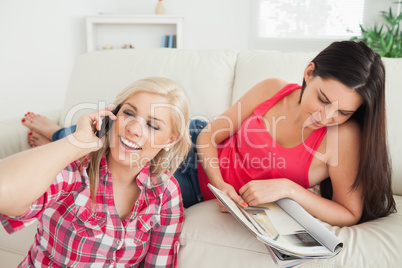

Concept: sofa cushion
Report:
left=178, top=197, right=402, bottom=268
left=178, top=200, right=272, bottom=267
left=233, top=51, right=402, bottom=195
left=0, top=220, right=37, bottom=267
left=60, top=48, right=238, bottom=126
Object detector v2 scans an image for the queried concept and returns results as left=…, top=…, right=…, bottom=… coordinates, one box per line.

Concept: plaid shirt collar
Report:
left=80, top=155, right=168, bottom=199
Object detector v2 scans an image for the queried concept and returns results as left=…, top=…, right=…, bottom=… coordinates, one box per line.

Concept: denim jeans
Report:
left=52, top=125, right=77, bottom=141
left=173, top=119, right=208, bottom=208
left=51, top=120, right=208, bottom=208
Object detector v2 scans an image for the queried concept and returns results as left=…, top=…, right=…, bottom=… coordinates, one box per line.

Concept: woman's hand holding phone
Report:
left=95, top=105, right=121, bottom=139
left=70, top=106, right=118, bottom=152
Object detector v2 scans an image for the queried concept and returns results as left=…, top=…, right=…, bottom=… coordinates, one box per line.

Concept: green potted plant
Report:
left=351, top=2, right=402, bottom=58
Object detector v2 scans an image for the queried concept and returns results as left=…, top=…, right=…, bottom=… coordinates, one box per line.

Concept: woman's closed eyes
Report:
left=123, top=109, right=160, bottom=130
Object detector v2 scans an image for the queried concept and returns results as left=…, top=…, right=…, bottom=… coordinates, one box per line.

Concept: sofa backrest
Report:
left=382, top=58, right=402, bottom=195
left=234, top=50, right=402, bottom=195
left=60, top=48, right=238, bottom=126
left=60, top=48, right=402, bottom=195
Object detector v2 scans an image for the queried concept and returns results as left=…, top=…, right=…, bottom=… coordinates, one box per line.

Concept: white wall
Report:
left=116, top=0, right=250, bottom=50
left=0, top=0, right=395, bottom=121
left=0, top=0, right=250, bottom=121
left=0, top=0, right=118, bottom=121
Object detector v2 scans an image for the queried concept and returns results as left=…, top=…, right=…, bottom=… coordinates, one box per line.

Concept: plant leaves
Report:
left=350, top=3, right=402, bottom=58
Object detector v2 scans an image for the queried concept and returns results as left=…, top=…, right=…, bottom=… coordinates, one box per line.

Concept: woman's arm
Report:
left=196, top=78, right=286, bottom=206
left=306, top=120, right=363, bottom=225
left=239, top=121, right=363, bottom=226
left=0, top=108, right=116, bottom=216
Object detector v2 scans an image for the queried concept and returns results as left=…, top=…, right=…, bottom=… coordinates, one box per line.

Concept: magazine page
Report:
left=245, top=203, right=332, bottom=257
left=209, top=184, right=260, bottom=235
left=274, top=198, right=343, bottom=254
left=265, top=245, right=310, bottom=268
left=207, top=184, right=338, bottom=257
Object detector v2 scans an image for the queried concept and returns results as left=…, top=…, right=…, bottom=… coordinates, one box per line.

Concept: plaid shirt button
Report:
left=116, top=240, right=122, bottom=249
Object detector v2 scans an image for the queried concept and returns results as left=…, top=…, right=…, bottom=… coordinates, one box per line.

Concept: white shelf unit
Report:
left=86, top=15, right=184, bottom=52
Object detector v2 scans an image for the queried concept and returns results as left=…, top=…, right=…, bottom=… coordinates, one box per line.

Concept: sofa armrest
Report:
left=0, top=109, right=61, bottom=159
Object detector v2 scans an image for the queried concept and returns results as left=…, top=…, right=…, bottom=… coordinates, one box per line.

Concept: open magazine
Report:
left=207, top=184, right=343, bottom=267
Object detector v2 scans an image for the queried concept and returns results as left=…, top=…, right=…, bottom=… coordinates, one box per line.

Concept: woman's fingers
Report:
left=94, top=106, right=118, bottom=131
left=216, top=200, right=229, bottom=213
left=69, top=106, right=118, bottom=151
left=217, top=182, right=248, bottom=210
left=216, top=189, right=247, bottom=214
left=84, top=106, right=118, bottom=135
left=239, top=184, right=252, bottom=203
left=228, top=191, right=248, bottom=208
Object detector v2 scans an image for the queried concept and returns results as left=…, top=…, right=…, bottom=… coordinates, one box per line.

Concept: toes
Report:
left=28, top=131, right=52, bottom=147
left=22, top=112, right=40, bottom=129
left=22, top=117, right=28, bottom=124
left=25, top=112, right=36, bottom=121
left=28, top=130, right=38, bottom=141
left=27, top=131, right=35, bottom=147
left=22, top=112, right=33, bottom=125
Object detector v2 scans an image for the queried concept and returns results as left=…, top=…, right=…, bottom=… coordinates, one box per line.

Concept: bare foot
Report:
left=28, top=131, right=52, bottom=148
left=22, top=112, right=61, bottom=140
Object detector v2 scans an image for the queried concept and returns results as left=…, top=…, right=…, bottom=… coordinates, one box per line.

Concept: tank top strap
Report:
left=254, top=83, right=301, bottom=116
left=303, top=126, right=328, bottom=155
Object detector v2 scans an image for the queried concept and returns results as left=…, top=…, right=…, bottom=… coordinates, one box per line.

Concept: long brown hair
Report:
left=301, top=41, right=396, bottom=223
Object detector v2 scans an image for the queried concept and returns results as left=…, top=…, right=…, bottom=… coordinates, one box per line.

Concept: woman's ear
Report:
left=165, top=134, right=181, bottom=149
left=304, top=62, right=315, bottom=84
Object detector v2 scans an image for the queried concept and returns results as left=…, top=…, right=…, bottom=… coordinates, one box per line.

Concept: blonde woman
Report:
left=0, top=77, right=191, bottom=267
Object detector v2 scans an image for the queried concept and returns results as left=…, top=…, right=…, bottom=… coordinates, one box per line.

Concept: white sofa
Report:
left=1, top=48, right=401, bottom=268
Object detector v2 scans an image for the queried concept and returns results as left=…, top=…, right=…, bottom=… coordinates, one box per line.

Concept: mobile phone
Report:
left=95, top=104, right=121, bottom=139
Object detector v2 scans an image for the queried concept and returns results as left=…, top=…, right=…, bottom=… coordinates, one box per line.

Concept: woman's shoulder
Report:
left=254, top=78, right=289, bottom=97
left=152, top=171, right=181, bottom=198
left=320, top=120, right=361, bottom=172
left=241, top=78, right=290, bottom=105
left=159, top=175, right=183, bottom=211
left=330, top=119, right=361, bottom=140
left=59, top=158, right=86, bottom=183
left=165, top=174, right=181, bottom=195
left=326, top=120, right=361, bottom=150
left=258, top=78, right=289, bottom=87
left=326, top=119, right=361, bottom=166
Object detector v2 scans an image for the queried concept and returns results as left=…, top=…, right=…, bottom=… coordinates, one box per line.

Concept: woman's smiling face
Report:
left=108, top=92, right=177, bottom=169
left=301, top=64, right=364, bottom=130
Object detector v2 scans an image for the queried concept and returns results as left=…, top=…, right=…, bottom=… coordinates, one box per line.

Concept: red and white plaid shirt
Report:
left=0, top=156, right=184, bottom=267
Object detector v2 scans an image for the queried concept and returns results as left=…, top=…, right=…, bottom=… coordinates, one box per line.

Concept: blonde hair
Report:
left=87, top=77, right=191, bottom=202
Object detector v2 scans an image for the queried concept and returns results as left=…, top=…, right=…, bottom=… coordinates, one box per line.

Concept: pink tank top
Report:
left=198, top=83, right=327, bottom=201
